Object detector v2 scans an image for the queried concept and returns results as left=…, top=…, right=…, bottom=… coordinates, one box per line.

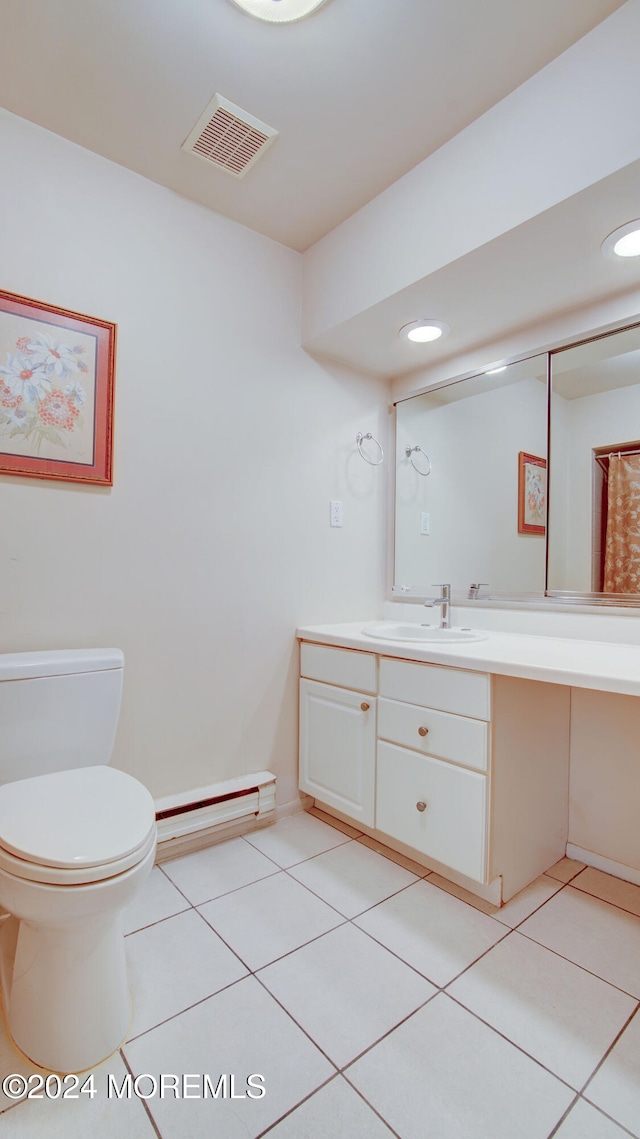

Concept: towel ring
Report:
left=356, top=432, right=384, bottom=466
left=405, top=444, right=431, bottom=476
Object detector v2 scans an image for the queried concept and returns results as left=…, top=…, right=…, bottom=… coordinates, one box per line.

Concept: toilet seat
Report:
left=0, top=765, right=156, bottom=885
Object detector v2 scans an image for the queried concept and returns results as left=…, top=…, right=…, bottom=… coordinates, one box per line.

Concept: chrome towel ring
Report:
left=356, top=432, right=384, bottom=466
left=405, top=444, right=431, bottom=476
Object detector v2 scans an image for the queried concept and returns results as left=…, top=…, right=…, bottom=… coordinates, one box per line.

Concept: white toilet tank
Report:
left=0, top=649, right=124, bottom=786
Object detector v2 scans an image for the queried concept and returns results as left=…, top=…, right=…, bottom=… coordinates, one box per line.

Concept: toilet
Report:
left=0, top=648, right=156, bottom=1073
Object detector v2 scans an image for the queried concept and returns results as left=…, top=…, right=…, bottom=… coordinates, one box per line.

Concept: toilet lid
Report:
left=0, top=766, right=155, bottom=869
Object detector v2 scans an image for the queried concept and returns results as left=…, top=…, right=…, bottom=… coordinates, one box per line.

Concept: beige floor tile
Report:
left=355, top=878, right=506, bottom=986
left=122, top=866, right=189, bottom=934
left=124, top=975, right=334, bottom=1139
left=519, top=888, right=640, bottom=997
left=493, top=875, right=563, bottom=928
left=427, top=873, right=501, bottom=916
left=244, top=812, right=352, bottom=868
left=198, top=871, right=344, bottom=970
left=288, top=840, right=419, bottom=918
left=553, top=1097, right=634, bottom=1138
left=307, top=806, right=362, bottom=837
left=546, top=857, right=587, bottom=884
left=448, top=931, right=636, bottom=1089
left=265, top=1076, right=394, bottom=1138
left=161, top=836, right=279, bottom=906
left=585, top=1008, right=640, bottom=1137
left=126, top=909, right=247, bottom=1038
left=258, top=923, right=435, bottom=1068
left=356, top=834, right=431, bottom=876
left=347, top=993, right=574, bottom=1139
left=572, top=867, right=640, bottom=919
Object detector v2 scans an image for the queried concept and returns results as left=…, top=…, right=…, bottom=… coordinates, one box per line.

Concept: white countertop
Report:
left=296, top=622, right=640, bottom=697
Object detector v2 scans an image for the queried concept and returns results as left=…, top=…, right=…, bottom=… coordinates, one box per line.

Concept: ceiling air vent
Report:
left=182, top=93, right=278, bottom=179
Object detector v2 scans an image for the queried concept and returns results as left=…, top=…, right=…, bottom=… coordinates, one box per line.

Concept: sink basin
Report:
left=361, top=622, right=489, bottom=643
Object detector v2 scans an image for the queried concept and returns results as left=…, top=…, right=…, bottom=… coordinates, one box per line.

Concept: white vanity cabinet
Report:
left=299, top=640, right=571, bottom=904
left=376, top=658, right=491, bottom=881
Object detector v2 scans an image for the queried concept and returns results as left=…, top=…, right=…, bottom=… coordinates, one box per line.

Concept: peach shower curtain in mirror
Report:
left=603, top=454, right=640, bottom=593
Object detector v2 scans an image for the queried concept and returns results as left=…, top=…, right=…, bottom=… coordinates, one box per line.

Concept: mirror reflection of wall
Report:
left=394, top=354, right=548, bottom=596
left=548, top=324, right=640, bottom=595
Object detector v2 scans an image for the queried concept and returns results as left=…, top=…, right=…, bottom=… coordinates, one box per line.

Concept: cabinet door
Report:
left=377, top=741, right=488, bottom=881
left=299, top=679, right=376, bottom=826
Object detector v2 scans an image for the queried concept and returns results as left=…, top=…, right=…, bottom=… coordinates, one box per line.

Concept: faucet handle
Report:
left=431, top=583, right=451, bottom=595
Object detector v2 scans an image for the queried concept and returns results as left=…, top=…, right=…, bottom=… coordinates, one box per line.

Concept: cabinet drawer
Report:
left=376, top=741, right=487, bottom=882
left=379, top=657, right=490, bottom=720
left=378, top=697, right=489, bottom=772
left=300, top=642, right=377, bottom=694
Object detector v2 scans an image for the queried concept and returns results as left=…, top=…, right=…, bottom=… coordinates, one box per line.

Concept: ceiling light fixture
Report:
left=399, top=320, right=450, bottom=344
left=230, top=0, right=329, bottom=22
left=601, top=220, right=640, bottom=259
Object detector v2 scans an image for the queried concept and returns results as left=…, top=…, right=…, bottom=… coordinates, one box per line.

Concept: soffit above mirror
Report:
left=306, top=158, right=640, bottom=380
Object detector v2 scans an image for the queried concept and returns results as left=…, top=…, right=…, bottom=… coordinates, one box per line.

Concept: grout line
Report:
left=252, top=1073, right=340, bottom=1139
left=241, top=831, right=355, bottom=872
left=123, top=971, right=250, bottom=1046
left=576, top=1096, right=640, bottom=1139
left=544, top=1091, right=581, bottom=1138
left=579, top=1000, right=640, bottom=1099
left=252, top=972, right=341, bottom=1072
left=120, top=1048, right=163, bottom=1139
left=568, top=878, right=640, bottom=923
left=515, top=924, right=640, bottom=1003
left=444, top=991, right=579, bottom=1094
left=200, top=904, right=349, bottom=974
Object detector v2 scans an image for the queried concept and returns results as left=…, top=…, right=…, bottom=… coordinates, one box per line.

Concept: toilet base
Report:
left=0, top=842, right=154, bottom=1072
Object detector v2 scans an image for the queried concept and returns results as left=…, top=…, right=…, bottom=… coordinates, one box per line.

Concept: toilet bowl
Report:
left=0, top=650, right=157, bottom=1072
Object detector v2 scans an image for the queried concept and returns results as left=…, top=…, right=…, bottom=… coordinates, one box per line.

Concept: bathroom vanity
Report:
left=297, top=621, right=640, bottom=904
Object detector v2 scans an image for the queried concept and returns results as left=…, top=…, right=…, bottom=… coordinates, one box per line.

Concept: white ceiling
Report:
left=0, top=0, right=626, bottom=252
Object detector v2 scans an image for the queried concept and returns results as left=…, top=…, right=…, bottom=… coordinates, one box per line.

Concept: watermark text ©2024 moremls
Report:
left=3, top=1072, right=266, bottom=1101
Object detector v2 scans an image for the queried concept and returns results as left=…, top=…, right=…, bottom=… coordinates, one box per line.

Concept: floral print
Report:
left=603, top=454, right=640, bottom=593
left=0, top=331, right=87, bottom=453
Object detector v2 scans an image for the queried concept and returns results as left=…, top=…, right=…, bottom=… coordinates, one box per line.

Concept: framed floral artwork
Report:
left=0, top=289, right=116, bottom=485
left=518, top=451, right=546, bottom=534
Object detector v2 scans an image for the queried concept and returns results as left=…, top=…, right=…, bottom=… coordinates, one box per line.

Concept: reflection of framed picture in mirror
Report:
left=518, top=452, right=546, bottom=534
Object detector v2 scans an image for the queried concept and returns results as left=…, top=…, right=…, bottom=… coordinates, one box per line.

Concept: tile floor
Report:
left=1, top=808, right=640, bottom=1137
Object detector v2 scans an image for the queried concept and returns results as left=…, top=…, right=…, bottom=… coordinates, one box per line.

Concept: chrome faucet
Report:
left=469, top=582, right=489, bottom=600
left=424, top=583, right=451, bottom=629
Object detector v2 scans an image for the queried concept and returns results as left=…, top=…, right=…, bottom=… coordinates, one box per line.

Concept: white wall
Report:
left=395, top=379, right=547, bottom=593
left=0, top=109, right=388, bottom=804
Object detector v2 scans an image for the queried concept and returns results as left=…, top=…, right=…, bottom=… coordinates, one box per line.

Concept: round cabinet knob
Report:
left=360, top=702, right=370, bottom=711
left=418, top=726, right=429, bottom=737
left=416, top=801, right=427, bottom=813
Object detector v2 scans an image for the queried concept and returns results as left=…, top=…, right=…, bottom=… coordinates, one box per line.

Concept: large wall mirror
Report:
left=393, top=319, right=640, bottom=604
left=394, top=353, right=548, bottom=596
left=549, top=322, right=640, bottom=598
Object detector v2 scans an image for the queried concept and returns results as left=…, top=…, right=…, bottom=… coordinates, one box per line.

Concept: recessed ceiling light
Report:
left=230, top=0, right=329, bottom=22
left=399, top=320, right=450, bottom=343
left=486, top=366, right=507, bottom=374
left=601, top=220, right=640, bottom=259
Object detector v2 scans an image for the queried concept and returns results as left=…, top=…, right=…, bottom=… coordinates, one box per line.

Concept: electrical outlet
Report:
left=420, top=512, right=430, bottom=535
left=330, top=500, right=343, bottom=527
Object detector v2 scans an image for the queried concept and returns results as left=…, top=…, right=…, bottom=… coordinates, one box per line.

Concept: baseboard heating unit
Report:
left=154, top=771, right=277, bottom=861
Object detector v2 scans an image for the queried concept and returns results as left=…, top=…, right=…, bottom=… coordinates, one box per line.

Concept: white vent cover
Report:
left=182, top=93, right=278, bottom=178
